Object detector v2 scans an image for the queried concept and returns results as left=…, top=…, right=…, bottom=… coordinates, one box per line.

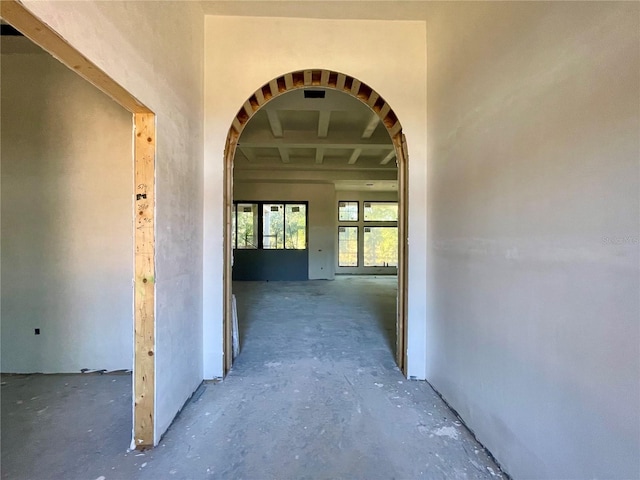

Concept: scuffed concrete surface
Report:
left=1, top=277, right=505, bottom=479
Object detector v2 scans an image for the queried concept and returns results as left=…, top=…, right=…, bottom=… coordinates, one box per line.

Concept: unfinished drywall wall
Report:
left=336, top=191, right=398, bottom=275
left=204, top=16, right=427, bottom=379
left=425, top=2, right=640, bottom=478
left=1, top=42, right=132, bottom=373
left=234, top=182, right=336, bottom=280
left=19, top=0, right=205, bottom=443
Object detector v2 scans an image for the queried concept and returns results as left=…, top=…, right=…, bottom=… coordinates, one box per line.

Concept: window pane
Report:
left=285, top=204, right=306, bottom=249
left=338, top=201, right=358, bottom=221
left=364, top=227, right=398, bottom=266
left=364, top=202, right=398, bottom=222
left=263, top=204, right=284, bottom=249
left=236, top=203, right=258, bottom=249
left=338, top=226, right=358, bottom=267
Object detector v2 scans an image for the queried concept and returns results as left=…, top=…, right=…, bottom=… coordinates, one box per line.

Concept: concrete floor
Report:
left=1, top=276, right=504, bottom=479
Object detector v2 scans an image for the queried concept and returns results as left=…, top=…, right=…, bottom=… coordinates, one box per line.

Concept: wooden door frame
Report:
left=222, top=69, right=409, bottom=376
left=1, top=1, right=157, bottom=448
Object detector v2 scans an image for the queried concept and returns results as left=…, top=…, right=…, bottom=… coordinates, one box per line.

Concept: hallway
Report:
left=147, top=277, right=504, bottom=478
left=2, top=277, right=504, bottom=479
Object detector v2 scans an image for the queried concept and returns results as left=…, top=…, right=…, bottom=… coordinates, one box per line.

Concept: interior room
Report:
left=1, top=2, right=638, bottom=479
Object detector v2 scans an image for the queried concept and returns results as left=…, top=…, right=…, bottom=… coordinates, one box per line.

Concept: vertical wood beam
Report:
left=134, top=113, right=156, bottom=447
left=223, top=133, right=237, bottom=375
left=395, top=133, right=409, bottom=375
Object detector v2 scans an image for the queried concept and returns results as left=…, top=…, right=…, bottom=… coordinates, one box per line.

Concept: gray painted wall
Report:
left=1, top=46, right=132, bottom=373
left=234, top=182, right=336, bottom=280
left=425, top=3, right=640, bottom=478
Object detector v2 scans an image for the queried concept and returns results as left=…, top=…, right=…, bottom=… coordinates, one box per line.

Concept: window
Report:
left=236, top=203, right=258, bottom=249
left=338, top=201, right=358, bottom=221
left=232, top=201, right=307, bottom=250
left=364, top=202, right=398, bottom=222
left=262, top=204, right=284, bottom=249
left=285, top=204, right=307, bottom=249
left=364, top=227, right=398, bottom=267
left=338, top=226, right=358, bottom=267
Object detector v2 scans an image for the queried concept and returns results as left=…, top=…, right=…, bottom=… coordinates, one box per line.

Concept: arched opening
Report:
left=222, top=69, right=409, bottom=375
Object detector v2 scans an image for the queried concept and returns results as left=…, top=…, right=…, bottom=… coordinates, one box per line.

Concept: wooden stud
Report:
left=269, top=79, right=279, bottom=98
left=232, top=117, right=242, bottom=134
left=336, top=73, right=346, bottom=91
left=303, top=70, right=312, bottom=86
left=350, top=79, right=361, bottom=96
left=223, top=132, right=237, bottom=375
left=395, top=133, right=409, bottom=375
left=284, top=73, right=294, bottom=90
left=378, top=103, right=391, bottom=120
left=320, top=70, right=330, bottom=86
left=367, top=91, right=379, bottom=108
left=134, top=113, right=156, bottom=447
left=254, top=88, right=265, bottom=107
left=243, top=100, right=254, bottom=119
left=389, top=120, right=402, bottom=138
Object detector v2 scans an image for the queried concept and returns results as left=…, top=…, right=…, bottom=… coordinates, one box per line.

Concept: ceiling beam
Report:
left=278, top=147, right=290, bottom=163
left=315, top=147, right=325, bottom=164
left=239, top=140, right=393, bottom=151
left=266, top=110, right=283, bottom=138
left=317, top=110, right=331, bottom=138
left=348, top=148, right=363, bottom=165
left=361, top=113, right=380, bottom=139
left=239, top=147, right=256, bottom=162
left=380, top=150, right=396, bottom=165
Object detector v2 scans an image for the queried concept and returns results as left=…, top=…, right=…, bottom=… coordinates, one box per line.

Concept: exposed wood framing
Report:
left=224, top=69, right=409, bottom=377
left=0, top=1, right=150, bottom=114
left=134, top=113, right=156, bottom=447
left=395, top=134, right=409, bottom=375
left=1, top=0, right=158, bottom=447
left=223, top=133, right=238, bottom=375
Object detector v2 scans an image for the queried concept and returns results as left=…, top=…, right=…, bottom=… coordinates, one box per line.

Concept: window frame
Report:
left=232, top=200, right=309, bottom=250
left=338, top=200, right=359, bottom=222
left=363, top=225, right=399, bottom=267
left=363, top=201, right=398, bottom=222
left=338, top=225, right=359, bottom=267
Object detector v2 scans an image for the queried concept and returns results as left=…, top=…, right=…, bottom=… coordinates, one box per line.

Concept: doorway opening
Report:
left=222, top=69, right=409, bottom=375
left=1, top=1, right=156, bottom=448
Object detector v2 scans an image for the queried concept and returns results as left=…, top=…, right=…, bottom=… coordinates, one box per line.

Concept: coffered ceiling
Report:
left=234, top=87, right=398, bottom=191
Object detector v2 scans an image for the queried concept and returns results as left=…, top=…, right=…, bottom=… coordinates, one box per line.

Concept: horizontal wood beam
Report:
left=0, top=0, right=151, bottom=114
